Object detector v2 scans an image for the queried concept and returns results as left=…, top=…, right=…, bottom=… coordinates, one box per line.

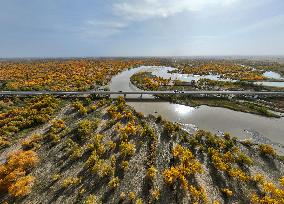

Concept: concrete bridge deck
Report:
left=0, top=90, right=283, bottom=97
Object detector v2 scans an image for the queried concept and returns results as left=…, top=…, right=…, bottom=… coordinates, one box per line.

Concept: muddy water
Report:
left=110, top=66, right=284, bottom=152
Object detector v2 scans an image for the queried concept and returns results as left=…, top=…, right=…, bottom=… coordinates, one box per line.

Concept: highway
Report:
left=0, top=90, right=284, bottom=97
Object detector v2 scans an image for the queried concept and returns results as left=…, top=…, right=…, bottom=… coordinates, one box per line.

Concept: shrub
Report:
left=188, top=185, right=208, bottom=203
left=78, top=119, right=93, bottom=137
left=136, top=112, right=144, bottom=119
left=163, top=144, right=202, bottom=190
left=61, top=176, right=81, bottom=188
left=121, top=161, right=129, bottom=171
left=150, top=188, right=160, bottom=201
left=110, top=155, right=116, bottom=167
left=146, top=166, right=157, bottom=180
left=135, top=198, right=144, bottom=204
left=259, top=144, right=276, bottom=157
left=85, top=150, right=99, bottom=168
left=129, top=191, right=136, bottom=202
left=156, top=115, right=162, bottom=123
left=119, top=142, right=136, bottom=157
left=45, top=119, right=67, bottom=143
left=51, top=174, right=61, bottom=182
left=70, top=146, right=83, bottom=160
left=141, top=125, right=156, bottom=140
left=119, top=192, right=126, bottom=201
left=122, top=109, right=134, bottom=121
left=52, top=119, right=66, bottom=130
left=46, top=132, right=61, bottom=144
left=108, top=177, right=120, bottom=189
left=116, top=96, right=126, bottom=105
left=73, top=101, right=87, bottom=115
left=228, top=168, right=250, bottom=182
left=21, top=134, right=42, bottom=150
left=119, top=133, right=129, bottom=142
left=252, top=174, right=265, bottom=183
left=223, top=133, right=231, bottom=140
left=89, top=134, right=106, bottom=156
left=164, top=121, right=180, bottom=134
left=78, top=187, right=86, bottom=196
left=280, top=176, right=284, bottom=187
left=189, top=138, right=199, bottom=148
left=84, top=194, right=101, bottom=204
left=65, top=139, right=83, bottom=159
left=117, top=122, right=137, bottom=136
left=251, top=180, right=284, bottom=203
left=209, top=149, right=229, bottom=171
left=0, top=150, right=38, bottom=197
left=104, top=119, right=116, bottom=129
left=107, top=141, right=116, bottom=151
left=241, top=139, right=253, bottom=147
left=237, top=152, right=253, bottom=166
left=0, top=137, right=11, bottom=149
left=8, top=175, right=35, bottom=197
left=92, top=159, right=113, bottom=178
left=90, top=105, right=97, bottom=112
left=221, top=188, right=233, bottom=197
left=6, top=150, right=39, bottom=170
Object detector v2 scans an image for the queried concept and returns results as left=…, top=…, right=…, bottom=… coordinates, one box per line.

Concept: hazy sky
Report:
left=0, top=0, right=283, bottom=57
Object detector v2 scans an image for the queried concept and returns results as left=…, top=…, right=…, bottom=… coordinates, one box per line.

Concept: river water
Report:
left=110, top=66, right=284, bottom=153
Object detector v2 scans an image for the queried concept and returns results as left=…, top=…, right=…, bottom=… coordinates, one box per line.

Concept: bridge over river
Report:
left=0, top=90, right=284, bottom=97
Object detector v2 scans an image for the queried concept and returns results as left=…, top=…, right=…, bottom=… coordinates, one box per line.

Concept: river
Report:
left=109, top=66, right=284, bottom=153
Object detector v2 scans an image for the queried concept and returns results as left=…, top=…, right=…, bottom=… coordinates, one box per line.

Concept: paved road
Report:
left=0, top=90, right=284, bottom=96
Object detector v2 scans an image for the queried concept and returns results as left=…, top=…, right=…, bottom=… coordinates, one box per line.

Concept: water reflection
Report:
left=151, top=66, right=231, bottom=82
left=174, top=104, right=195, bottom=115
left=263, top=71, right=284, bottom=80
left=110, top=66, right=284, bottom=152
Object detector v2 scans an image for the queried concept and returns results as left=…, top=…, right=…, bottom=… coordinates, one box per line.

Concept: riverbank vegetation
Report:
left=170, top=61, right=267, bottom=81
left=196, top=78, right=284, bottom=92
left=234, top=59, right=284, bottom=78
left=130, top=72, right=284, bottom=117
left=0, top=96, right=283, bottom=203
left=169, top=58, right=284, bottom=81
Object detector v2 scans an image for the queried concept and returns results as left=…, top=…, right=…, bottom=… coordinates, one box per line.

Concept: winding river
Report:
left=110, top=66, right=284, bottom=153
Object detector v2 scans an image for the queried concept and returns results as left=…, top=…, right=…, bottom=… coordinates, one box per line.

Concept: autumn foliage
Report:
left=0, top=59, right=160, bottom=91
left=174, top=61, right=266, bottom=81
left=131, top=71, right=171, bottom=90
left=0, top=150, right=39, bottom=197
left=0, top=96, right=59, bottom=149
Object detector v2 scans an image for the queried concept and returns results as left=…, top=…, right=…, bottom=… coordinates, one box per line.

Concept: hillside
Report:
left=0, top=96, right=284, bottom=204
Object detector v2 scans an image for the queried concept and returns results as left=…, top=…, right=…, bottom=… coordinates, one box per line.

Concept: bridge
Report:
left=0, top=90, right=284, bottom=97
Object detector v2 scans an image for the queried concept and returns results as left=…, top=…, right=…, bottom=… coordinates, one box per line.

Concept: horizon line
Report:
left=1, top=54, right=284, bottom=60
